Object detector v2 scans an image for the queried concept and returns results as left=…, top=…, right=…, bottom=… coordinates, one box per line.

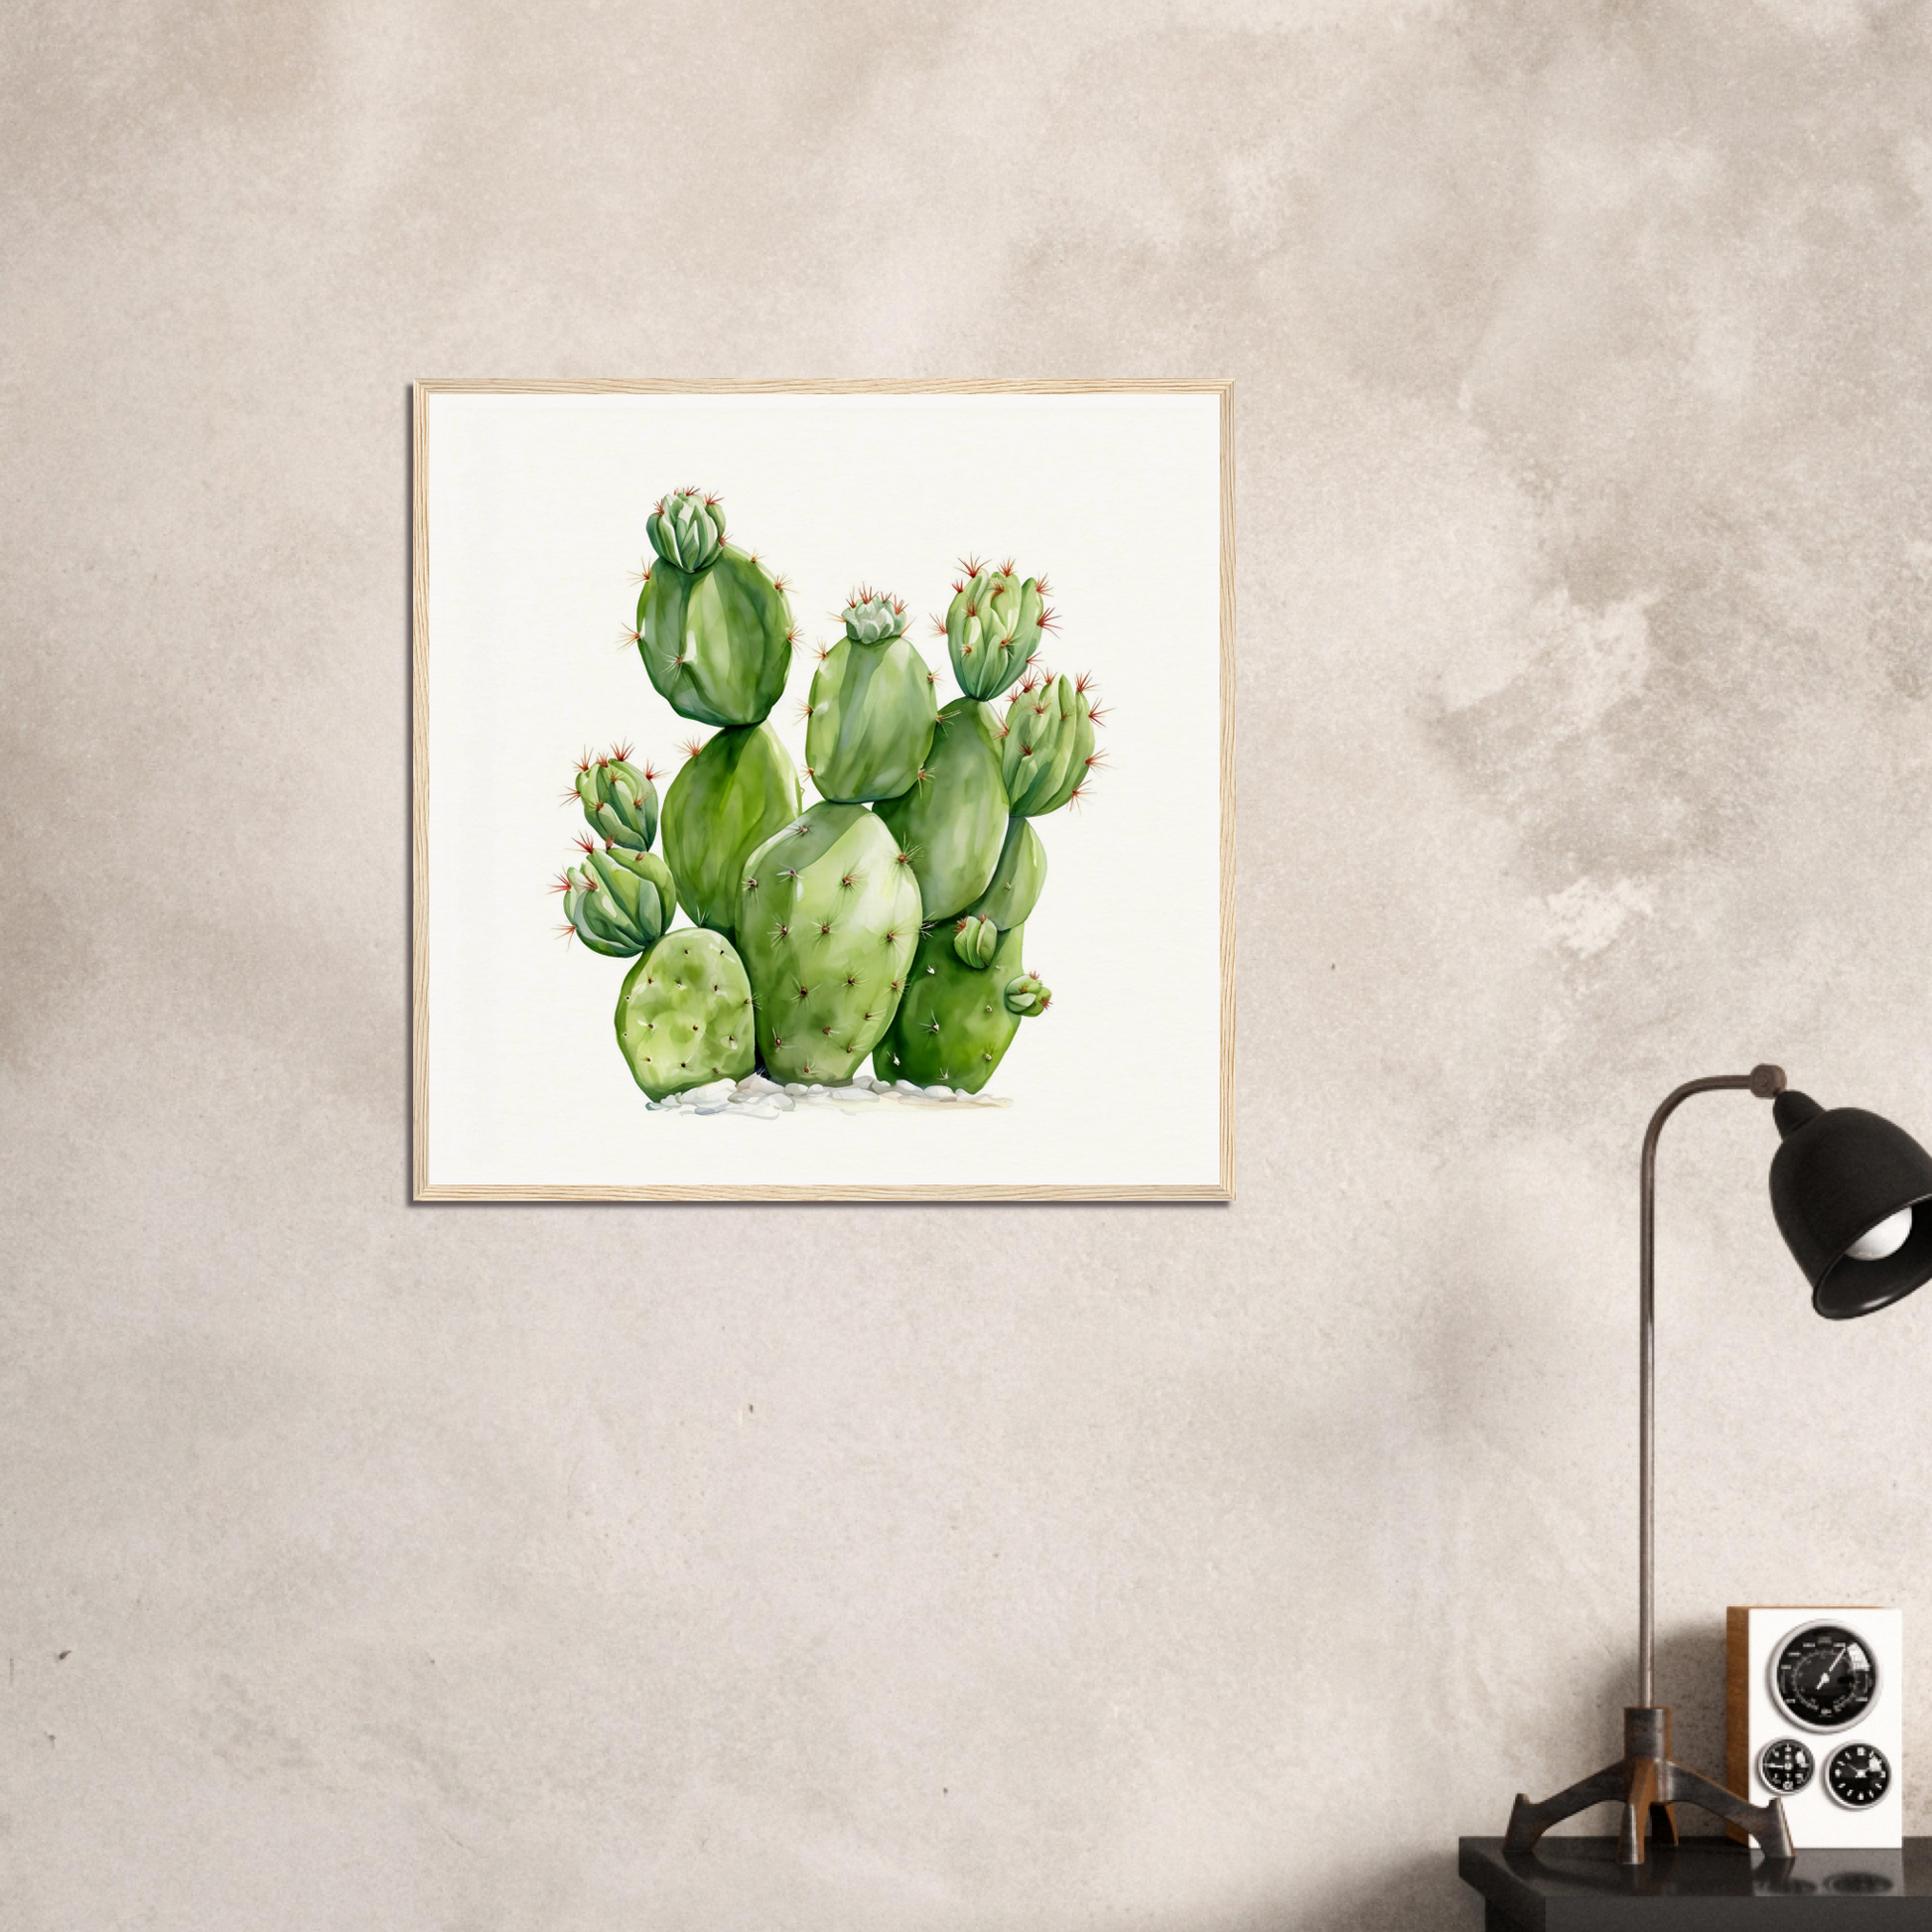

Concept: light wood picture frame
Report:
left=412, top=380, right=1234, bottom=1201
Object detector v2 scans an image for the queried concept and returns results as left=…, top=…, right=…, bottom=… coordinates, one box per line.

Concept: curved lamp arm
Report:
left=1638, top=1063, right=1786, bottom=1707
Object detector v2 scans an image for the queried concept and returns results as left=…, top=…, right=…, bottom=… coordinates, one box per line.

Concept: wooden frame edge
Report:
left=1218, top=382, right=1236, bottom=1202
left=417, top=1183, right=1234, bottom=1203
left=412, top=381, right=432, bottom=1201
left=412, top=377, right=1233, bottom=396
left=410, top=378, right=1235, bottom=1204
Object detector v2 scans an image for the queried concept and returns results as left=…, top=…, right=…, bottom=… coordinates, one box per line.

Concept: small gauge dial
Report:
left=1758, top=1738, right=1815, bottom=1794
left=1827, top=1742, right=1891, bottom=1809
left=1772, top=1623, right=1878, bottom=1729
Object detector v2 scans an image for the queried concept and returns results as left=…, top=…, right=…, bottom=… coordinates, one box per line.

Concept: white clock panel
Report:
left=1726, top=1606, right=1901, bottom=1850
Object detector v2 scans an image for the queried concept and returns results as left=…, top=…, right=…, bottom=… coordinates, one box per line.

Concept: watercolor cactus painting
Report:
left=413, top=381, right=1230, bottom=1200
left=554, top=488, right=1104, bottom=1115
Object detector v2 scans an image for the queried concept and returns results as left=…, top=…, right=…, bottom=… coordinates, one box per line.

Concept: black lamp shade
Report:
left=1770, top=1092, right=1932, bottom=1318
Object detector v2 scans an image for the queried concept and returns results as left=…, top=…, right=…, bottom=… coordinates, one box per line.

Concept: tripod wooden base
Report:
left=1504, top=1708, right=1792, bottom=1865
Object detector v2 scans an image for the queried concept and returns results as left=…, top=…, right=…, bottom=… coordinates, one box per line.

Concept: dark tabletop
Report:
left=1460, top=1838, right=1932, bottom=1929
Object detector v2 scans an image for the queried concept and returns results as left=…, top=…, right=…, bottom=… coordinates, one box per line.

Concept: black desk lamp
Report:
left=1504, top=1065, right=1932, bottom=1865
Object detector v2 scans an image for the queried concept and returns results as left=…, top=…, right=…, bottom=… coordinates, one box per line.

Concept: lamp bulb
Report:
left=1847, top=1206, right=1914, bottom=1263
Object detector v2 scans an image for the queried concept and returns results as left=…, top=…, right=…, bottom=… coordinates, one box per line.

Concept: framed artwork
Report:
left=412, top=380, right=1233, bottom=1200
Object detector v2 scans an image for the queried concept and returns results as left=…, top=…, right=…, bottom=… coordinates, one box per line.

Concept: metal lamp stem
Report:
left=1638, top=1067, right=1785, bottom=1709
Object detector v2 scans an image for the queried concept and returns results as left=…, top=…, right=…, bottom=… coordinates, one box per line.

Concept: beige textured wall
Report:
left=8, top=2, right=1932, bottom=1926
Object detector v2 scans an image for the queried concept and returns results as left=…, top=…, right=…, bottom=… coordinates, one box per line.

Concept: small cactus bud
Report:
left=946, top=560, right=1047, bottom=701
left=645, top=488, right=726, bottom=572
left=574, top=747, right=661, bottom=853
left=1003, top=671, right=1094, bottom=818
left=952, top=914, right=999, bottom=968
left=558, top=844, right=677, bottom=958
left=1004, top=973, right=1051, bottom=1017
left=841, top=588, right=910, bottom=644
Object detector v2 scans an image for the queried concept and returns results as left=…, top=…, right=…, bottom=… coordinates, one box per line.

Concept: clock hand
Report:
left=1815, top=1644, right=1850, bottom=1691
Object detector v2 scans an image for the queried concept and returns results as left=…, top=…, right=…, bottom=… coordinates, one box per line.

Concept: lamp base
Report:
left=1504, top=1707, right=1792, bottom=1865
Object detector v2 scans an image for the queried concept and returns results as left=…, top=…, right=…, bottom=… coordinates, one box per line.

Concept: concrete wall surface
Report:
left=6, top=2, right=1932, bottom=1926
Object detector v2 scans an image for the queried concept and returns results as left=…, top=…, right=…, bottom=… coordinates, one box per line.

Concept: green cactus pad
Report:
left=945, top=560, right=1050, bottom=701
left=736, top=802, right=922, bottom=1084
left=871, top=920, right=1045, bottom=1094
left=961, top=814, right=1047, bottom=930
left=574, top=746, right=659, bottom=852
left=637, top=543, right=793, bottom=729
left=803, top=623, right=938, bottom=804
left=873, top=697, right=1008, bottom=922
left=559, top=844, right=678, bottom=958
left=615, top=927, right=756, bottom=1100
left=660, top=721, right=801, bottom=936
left=645, top=489, right=727, bottom=573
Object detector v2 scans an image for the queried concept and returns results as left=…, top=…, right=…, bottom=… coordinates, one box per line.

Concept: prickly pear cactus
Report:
left=660, top=721, right=801, bottom=935
left=961, top=814, right=1047, bottom=930
left=735, top=802, right=922, bottom=1083
left=802, top=590, right=938, bottom=803
left=874, top=697, right=1008, bottom=922
left=615, top=927, right=756, bottom=1100
left=572, top=745, right=660, bottom=852
left=559, top=496, right=1106, bottom=1112
left=872, top=920, right=1047, bottom=1093
left=554, top=840, right=678, bottom=957
left=635, top=489, right=794, bottom=728
left=944, top=558, right=1052, bottom=701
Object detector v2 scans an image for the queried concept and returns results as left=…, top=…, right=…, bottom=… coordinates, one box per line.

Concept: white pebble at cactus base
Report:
left=553, top=489, right=1102, bottom=1112
left=644, top=1072, right=1015, bottom=1119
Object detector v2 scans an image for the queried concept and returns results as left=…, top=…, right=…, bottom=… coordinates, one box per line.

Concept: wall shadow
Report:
left=1125, top=1851, right=1476, bottom=1932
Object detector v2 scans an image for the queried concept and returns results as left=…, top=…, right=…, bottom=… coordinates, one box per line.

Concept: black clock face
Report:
left=1827, top=1742, right=1891, bottom=1808
left=1773, top=1624, right=1877, bottom=1729
left=1758, top=1739, right=1814, bottom=1794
